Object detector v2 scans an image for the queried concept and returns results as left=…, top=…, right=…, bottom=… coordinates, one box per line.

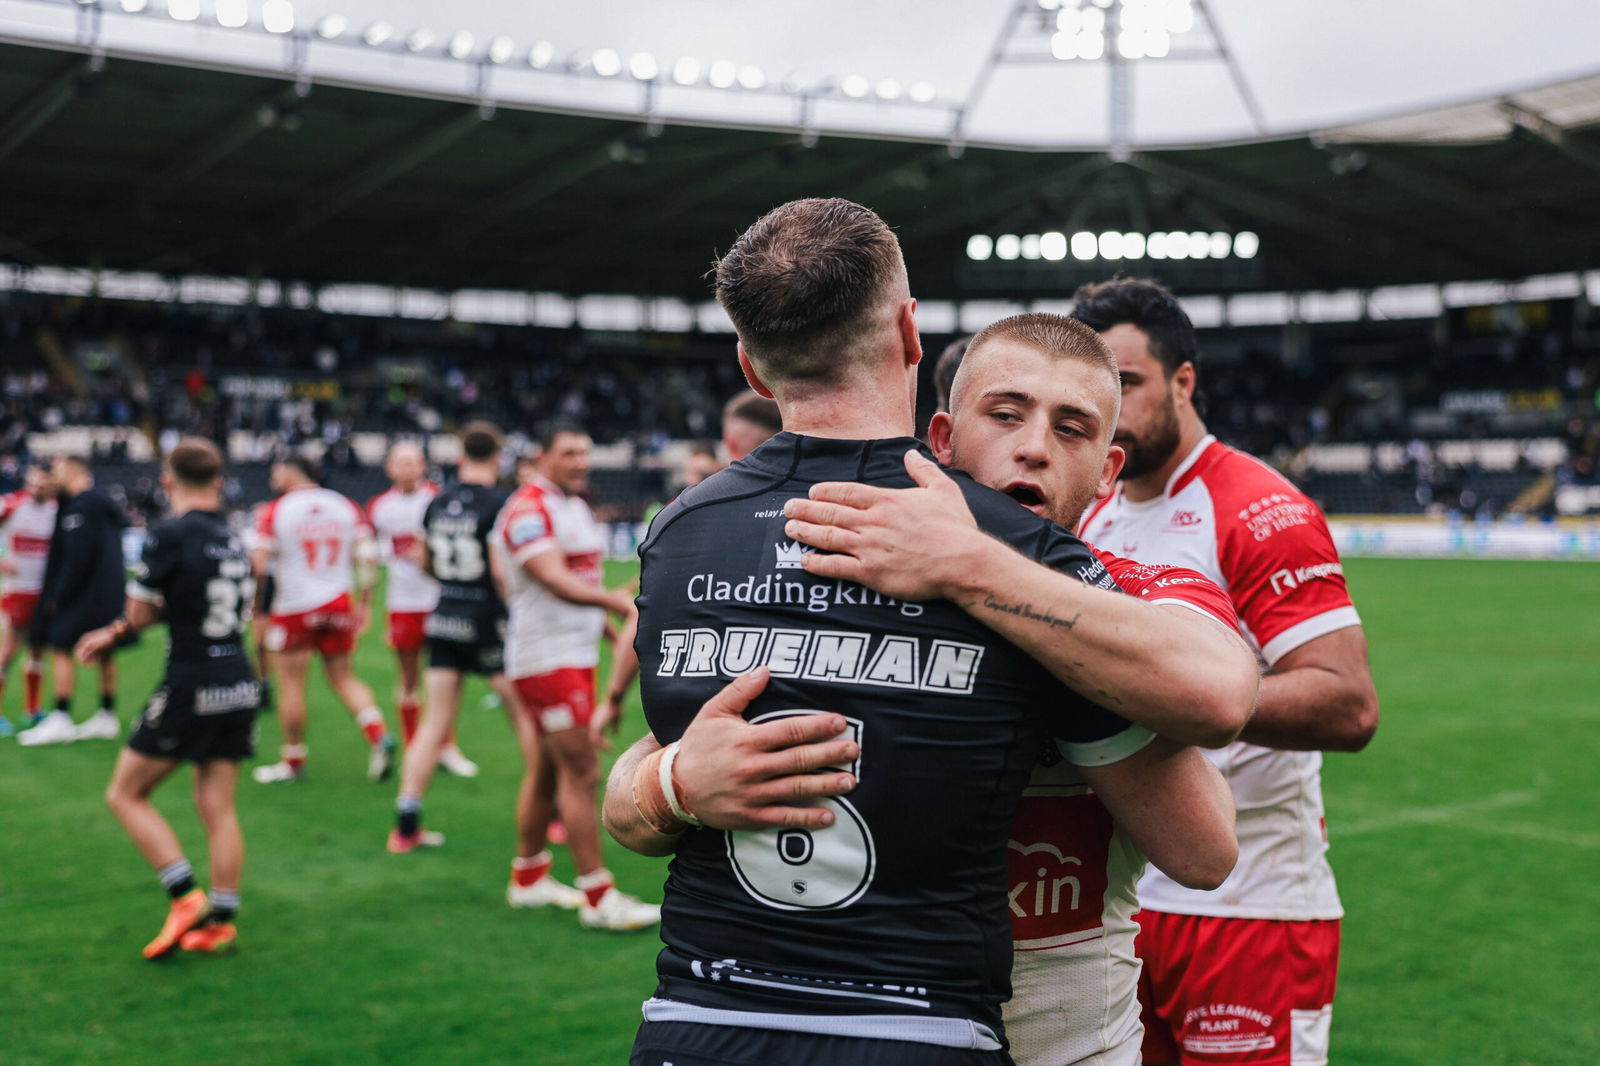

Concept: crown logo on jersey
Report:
left=773, top=540, right=815, bottom=569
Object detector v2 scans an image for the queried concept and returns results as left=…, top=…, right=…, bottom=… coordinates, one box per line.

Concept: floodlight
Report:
left=315, top=13, right=346, bottom=38
left=1165, top=232, right=1189, bottom=259
left=1233, top=231, right=1260, bottom=259
left=876, top=79, right=902, bottom=101
left=1209, top=232, right=1231, bottom=258
left=1081, top=7, right=1105, bottom=32
left=1051, top=32, right=1076, bottom=60
left=1117, top=32, right=1145, bottom=59
left=738, top=65, right=766, bottom=90
left=1146, top=232, right=1168, bottom=259
left=629, top=53, right=659, bottom=80
left=121, top=0, right=148, bottom=10
left=528, top=40, right=554, bottom=68
left=1098, top=232, right=1125, bottom=259
left=260, top=0, right=291, bottom=33
left=404, top=28, right=434, bottom=52
left=168, top=0, right=199, bottom=21
left=1091, top=0, right=1112, bottom=7
left=1188, top=231, right=1211, bottom=258
left=1122, top=232, right=1147, bottom=259
left=708, top=60, right=737, bottom=88
left=1146, top=29, right=1171, bottom=57
left=840, top=74, right=869, bottom=98
left=1020, top=234, right=1042, bottom=260
left=1057, top=7, right=1081, bottom=33
left=1167, top=0, right=1194, bottom=33
left=1037, top=0, right=1060, bottom=8
left=362, top=21, right=392, bottom=45
left=215, top=0, right=247, bottom=27
left=1077, top=30, right=1105, bottom=59
left=1040, top=231, right=1068, bottom=261
left=1071, top=231, right=1097, bottom=260
left=672, top=57, right=701, bottom=85
left=487, top=35, right=514, bottom=64
left=995, top=234, right=1021, bottom=261
left=967, top=235, right=994, bottom=262
left=908, top=81, right=936, bottom=103
left=593, top=48, right=622, bottom=76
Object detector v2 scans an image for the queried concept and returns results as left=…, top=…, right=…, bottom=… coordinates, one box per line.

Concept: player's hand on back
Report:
left=783, top=450, right=984, bottom=602
left=74, top=626, right=115, bottom=664
left=591, top=696, right=624, bottom=752
left=674, top=666, right=860, bottom=831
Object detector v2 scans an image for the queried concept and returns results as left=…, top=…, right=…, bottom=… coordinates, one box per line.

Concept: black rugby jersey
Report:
left=130, top=509, right=256, bottom=672
left=422, top=482, right=509, bottom=612
left=636, top=433, right=1133, bottom=1038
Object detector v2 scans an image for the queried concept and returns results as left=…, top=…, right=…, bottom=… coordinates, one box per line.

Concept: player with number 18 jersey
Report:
left=421, top=481, right=509, bottom=674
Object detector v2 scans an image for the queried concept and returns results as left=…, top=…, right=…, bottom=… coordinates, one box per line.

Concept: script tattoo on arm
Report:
left=978, top=594, right=1081, bottom=632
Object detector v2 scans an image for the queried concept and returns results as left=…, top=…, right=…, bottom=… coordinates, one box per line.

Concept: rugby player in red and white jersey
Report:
left=367, top=442, right=478, bottom=778
left=0, top=464, right=58, bottom=733
left=500, top=423, right=658, bottom=930
left=606, top=313, right=1258, bottom=1063
left=1073, top=279, right=1380, bottom=1066
left=250, top=455, right=397, bottom=784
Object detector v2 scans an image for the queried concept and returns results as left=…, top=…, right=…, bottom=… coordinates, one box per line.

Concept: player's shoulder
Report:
left=366, top=488, right=392, bottom=514
left=0, top=490, right=21, bottom=520
left=1189, top=440, right=1310, bottom=507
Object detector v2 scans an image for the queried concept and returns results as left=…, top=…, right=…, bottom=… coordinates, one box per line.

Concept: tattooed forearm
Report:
left=981, top=595, right=1081, bottom=631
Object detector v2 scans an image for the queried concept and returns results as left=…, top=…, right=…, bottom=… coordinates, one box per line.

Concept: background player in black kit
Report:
left=76, top=438, right=260, bottom=959
left=622, top=199, right=1162, bottom=1065
left=18, top=455, right=127, bottom=746
left=388, top=422, right=520, bottom=853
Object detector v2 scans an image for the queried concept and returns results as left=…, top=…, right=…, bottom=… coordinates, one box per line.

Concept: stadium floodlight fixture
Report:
left=672, top=56, right=701, bottom=85
left=1233, top=231, right=1260, bottom=259
left=1146, top=231, right=1167, bottom=259
left=215, top=0, right=247, bottom=28
left=1209, top=232, right=1231, bottom=259
left=1116, top=30, right=1145, bottom=59
left=1071, top=230, right=1097, bottom=260
left=1019, top=234, right=1042, bottom=260
left=1036, top=0, right=1060, bottom=9
left=1164, top=232, right=1189, bottom=259
left=260, top=0, right=291, bottom=33
left=404, top=27, right=434, bottom=52
left=447, top=31, right=474, bottom=60
left=167, top=0, right=199, bottom=21
left=875, top=79, right=902, bottom=101
left=362, top=20, right=392, bottom=44
left=592, top=47, right=622, bottom=76
left=315, top=13, right=346, bottom=38
left=1057, top=7, right=1081, bottom=33
left=995, top=234, right=1021, bottom=261
left=1167, top=0, right=1194, bottom=33
left=1186, top=231, right=1210, bottom=258
left=738, top=65, right=766, bottom=90
left=1098, top=231, right=1125, bottom=260
left=707, top=60, right=737, bottom=89
left=1122, top=232, right=1147, bottom=259
left=121, top=0, right=148, bottom=11
left=1040, top=231, right=1068, bottom=261
left=1146, top=29, right=1171, bottom=57
left=1050, top=32, right=1075, bottom=59
left=487, top=35, right=514, bottom=64
left=1091, top=0, right=1112, bottom=7
left=908, top=81, right=936, bottom=104
left=840, top=74, right=869, bottom=98
left=629, top=52, right=659, bottom=80
left=1077, top=29, right=1106, bottom=59
left=966, top=234, right=994, bottom=261
left=528, top=40, right=554, bottom=68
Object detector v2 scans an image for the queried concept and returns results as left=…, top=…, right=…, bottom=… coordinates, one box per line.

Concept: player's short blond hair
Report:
left=949, top=313, right=1121, bottom=421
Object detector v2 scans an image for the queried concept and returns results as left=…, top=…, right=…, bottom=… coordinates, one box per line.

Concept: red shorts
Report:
left=386, top=611, right=428, bottom=653
left=265, top=594, right=357, bottom=656
left=2, top=591, right=41, bottom=631
left=1138, top=911, right=1339, bottom=1066
left=512, top=667, right=596, bottom=734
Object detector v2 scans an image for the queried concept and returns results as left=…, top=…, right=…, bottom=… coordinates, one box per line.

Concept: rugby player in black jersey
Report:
left=388, top=422, right=522, bottom=853
left=608, top=199, right=1249, bottom=1065
left=76, top=439, right=260, bottom=958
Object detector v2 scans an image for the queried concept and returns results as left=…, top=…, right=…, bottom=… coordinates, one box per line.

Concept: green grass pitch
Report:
left=2, top=558, right=1596, bottom=1065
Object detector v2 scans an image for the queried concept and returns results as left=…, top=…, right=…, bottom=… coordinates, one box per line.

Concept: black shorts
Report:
left=425, top=608, right=504, bottom=677
left=40, top=608, right=125, bottom=652
left=127, top=669, right=259, bottom=763
left=630, top=1022, right=1013, bottom=1066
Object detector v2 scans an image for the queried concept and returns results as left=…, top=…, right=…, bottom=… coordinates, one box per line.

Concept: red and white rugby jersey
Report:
left=1005, top=550, right=1239, bottom=1066
left=1081, top=435, right=1359, bottom=921
left=366, top=483, right=440, bottom=613
left=0, top=492, right=57, bottom=594
left=497, top=475, right=606, bottom=679
left=254, top=486, right=369, bottom=615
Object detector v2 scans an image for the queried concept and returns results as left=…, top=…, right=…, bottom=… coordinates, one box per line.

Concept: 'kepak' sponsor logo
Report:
left=656, top=627, right=985, bottom=694
left=1269, top=561, right=1344, bottom=595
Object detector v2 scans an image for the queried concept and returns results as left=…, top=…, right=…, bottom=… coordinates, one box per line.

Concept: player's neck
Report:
left=457, top=461, right=498, bottom=487
left=1122, top=418, right=1210, bottom=503
left=776, top=375, right=916, bottom=442
left=168, top=487, right=220, bottom=515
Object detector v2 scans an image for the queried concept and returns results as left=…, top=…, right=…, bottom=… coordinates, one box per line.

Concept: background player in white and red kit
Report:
left=367, top=442, right=477, bottom=778
left=500, top=423, right=658, bottom=930
left=250, top=455, right=396, bottom=783
left=0, top=464, right=58, bottom=734
left=1073, top=279, right=1380, bottom=1066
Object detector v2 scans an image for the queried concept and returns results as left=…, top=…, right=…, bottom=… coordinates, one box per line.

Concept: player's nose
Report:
left=1013, top=420, right=1051, bottom=466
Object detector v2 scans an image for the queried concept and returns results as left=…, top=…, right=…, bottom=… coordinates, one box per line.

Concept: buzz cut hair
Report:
left=168, top=437, right=224, bottom=488
left=950, top=313, right=1121, bottom=417
left=712, top=197, right=906, bottom=385
left=460, top=421, right=504, bottom=462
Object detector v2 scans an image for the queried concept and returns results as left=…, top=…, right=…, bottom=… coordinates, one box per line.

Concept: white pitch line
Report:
left=1331, top=790, right=1541, bottom=838
left=1453, top=821, right=1600, bottom=851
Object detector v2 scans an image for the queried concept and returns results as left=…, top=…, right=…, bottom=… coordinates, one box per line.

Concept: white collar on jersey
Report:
left=1161, top=434, right=1218, bottom=499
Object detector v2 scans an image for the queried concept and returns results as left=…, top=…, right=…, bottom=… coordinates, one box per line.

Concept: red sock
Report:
left=579, top=873, right=615, bottom=909
left=398, top=699, right=420, bottom=746
left=356, top=707, right=388, bottom=746
left=24, top=662, right=42, bottom=714
left=511, top=853, right=552, bottom=888
left=284, top=744, right=307, bottom=774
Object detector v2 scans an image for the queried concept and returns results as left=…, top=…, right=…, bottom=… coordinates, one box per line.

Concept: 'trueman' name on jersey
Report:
left=656, top=627, right=986, bottom=695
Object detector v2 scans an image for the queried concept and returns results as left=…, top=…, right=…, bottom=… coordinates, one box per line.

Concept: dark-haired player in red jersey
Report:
left=0, top=464, right=57, bottom=734
left=367, top=441, right=478, bottom=778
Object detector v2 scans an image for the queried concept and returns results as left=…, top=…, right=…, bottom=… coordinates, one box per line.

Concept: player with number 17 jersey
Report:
left=421, top=481, right=509, bottom=674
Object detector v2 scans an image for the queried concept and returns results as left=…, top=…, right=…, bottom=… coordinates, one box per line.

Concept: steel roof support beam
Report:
left=0, top=57, right=92, bottom=165
left=1502, top=101, right=1600, bottom=180
left=133, top=85, right=301, bottom=210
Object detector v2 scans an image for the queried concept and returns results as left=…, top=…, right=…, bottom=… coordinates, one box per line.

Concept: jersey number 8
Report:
left=725, top=710, right=875, bottom=911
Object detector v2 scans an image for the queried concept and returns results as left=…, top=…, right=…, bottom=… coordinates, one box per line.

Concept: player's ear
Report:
left=1171, top=361, right=1197, bottom=408
left=1097, top=445, right=1126, bottom=501
left=737, top=345, right=775, bottom=399
left=927, top=411, right=955, bottom=464
left=898, top=299, right=923, bottom=368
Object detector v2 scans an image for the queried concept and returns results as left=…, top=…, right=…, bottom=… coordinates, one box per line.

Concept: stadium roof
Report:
left=1, top=0, right=1598, bottom=300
